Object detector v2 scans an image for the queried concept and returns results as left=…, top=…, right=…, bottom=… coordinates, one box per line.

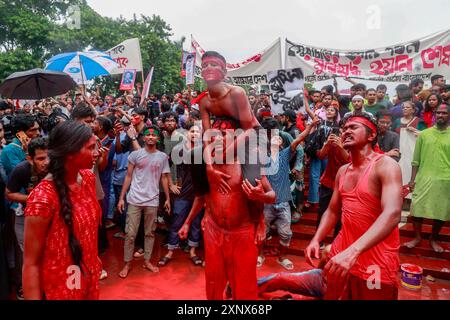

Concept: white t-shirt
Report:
left=127, top=148, right=170, bottom=207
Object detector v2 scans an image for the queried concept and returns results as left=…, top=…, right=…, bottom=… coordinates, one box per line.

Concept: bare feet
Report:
left=143, top=261, right=159, bottom=273
left=430, top=240, right=444, bottom=253
left=403, top=238, right=421, bottom=249
left=118, top=263, right=131, bottom=278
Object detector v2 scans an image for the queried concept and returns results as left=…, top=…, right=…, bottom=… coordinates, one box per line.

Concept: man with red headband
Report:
left=305, top=113, right=403, bottom=300
left=199, top=51, right=263, bottom=190
left=191, top=51, right=275, bottom=299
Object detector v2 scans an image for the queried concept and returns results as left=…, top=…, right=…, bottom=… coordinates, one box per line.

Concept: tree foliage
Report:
left=0, top=0, right=185, bottom=94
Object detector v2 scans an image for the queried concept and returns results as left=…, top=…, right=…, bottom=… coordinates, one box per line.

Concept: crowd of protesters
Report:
left=0, top=71, right=448, bottom=300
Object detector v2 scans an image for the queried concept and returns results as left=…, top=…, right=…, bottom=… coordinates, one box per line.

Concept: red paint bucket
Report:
left=400, top=263, right=423, bottom=290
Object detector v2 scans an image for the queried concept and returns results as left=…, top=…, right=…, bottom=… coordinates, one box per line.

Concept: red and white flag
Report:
left=140, top=67, right=154, bottom=106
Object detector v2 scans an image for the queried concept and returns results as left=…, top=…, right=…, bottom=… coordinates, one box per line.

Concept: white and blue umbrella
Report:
left=45, top=51, right=118, bottom=85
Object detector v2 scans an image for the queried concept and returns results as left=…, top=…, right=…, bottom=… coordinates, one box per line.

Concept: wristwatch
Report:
left=131, top=136, right=137, bottom=141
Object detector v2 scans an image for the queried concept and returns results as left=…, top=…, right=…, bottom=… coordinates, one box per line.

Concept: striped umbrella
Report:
left=45, top=51, right=118, bottom=85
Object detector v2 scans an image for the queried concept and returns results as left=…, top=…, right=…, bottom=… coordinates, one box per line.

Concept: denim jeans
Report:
left=167, top=199, right=204, bottom=250
left=113, top=184, right=127, bottom=233
left=263, top=202, right=292, bottom=247
left=307, top=158, right=328, bottom=204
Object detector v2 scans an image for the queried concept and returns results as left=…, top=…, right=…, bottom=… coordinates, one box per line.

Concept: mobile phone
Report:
left=331, top=127, right=340, bottom=136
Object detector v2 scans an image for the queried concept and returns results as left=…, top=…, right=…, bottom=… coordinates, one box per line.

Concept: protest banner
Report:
left=285, top=30, right=449, bottom=83
left=107, top=38, right=144, bottom=75
left=140, top=66, right=154, bottom=106
left=181, top=51, right=196, bottom=85
left=267, top=68, right=305, bottom=115
left=191, top=36, right=283, bottom=85
left=119, top=69, right=136, bottom=91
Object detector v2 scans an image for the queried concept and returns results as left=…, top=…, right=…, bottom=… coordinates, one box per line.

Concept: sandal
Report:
left=158, top=256, right=172, bottom=267
left=278, top=258, right=294, bottom=270
left=190, top=255, right=203, bottom=266
left=291, top=211, right=302, bottom=224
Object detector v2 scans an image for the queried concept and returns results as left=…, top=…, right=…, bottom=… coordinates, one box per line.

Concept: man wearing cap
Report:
left=305, top=113, right=402, bottom=300
left=344, top=95, right=366, bottom=117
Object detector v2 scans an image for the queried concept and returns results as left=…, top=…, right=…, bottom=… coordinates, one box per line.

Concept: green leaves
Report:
left=1, top=1, right=185, bottom=94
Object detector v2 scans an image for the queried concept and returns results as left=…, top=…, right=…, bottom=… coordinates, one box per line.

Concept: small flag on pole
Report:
left=140, top=66, right=154, bottom=106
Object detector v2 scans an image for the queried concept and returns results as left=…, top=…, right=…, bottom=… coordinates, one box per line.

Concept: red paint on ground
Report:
left=99, top=229, right=450, bottom=300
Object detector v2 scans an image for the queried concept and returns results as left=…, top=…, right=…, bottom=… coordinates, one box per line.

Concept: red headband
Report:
left=260, top=110, right=272, bottom=117
left=202, top=56, right=226, bottom=70
left=347, top=116, right=377, bottom=134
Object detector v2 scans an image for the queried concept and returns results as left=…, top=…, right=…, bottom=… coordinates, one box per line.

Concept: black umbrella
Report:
left=0, top=68, right=77, bottom=99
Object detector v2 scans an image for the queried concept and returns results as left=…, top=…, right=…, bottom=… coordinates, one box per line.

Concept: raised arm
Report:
left=303, top=89, right=316, bottom=120
left=291, top=118, right=320, bottom=152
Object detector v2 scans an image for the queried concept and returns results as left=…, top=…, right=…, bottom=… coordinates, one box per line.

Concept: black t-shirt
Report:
left=7, top=161, right=34, bottom=195
left=188, top=145, right=209, bottom=197
left=176, top=148, right=195, bottom=201
left=120, top=127, right=146, bottom=153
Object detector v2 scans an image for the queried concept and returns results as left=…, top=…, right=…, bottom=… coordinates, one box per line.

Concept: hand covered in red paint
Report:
left=242, top=178, right=265, bottom=201
left=178, top=223, right=189, bottom=240
left=304, top=239, right=321, bottom=267
left=207, top=165, right=231, bottom=194
left=323, top=245, right=360, bottom=281
left=255, top=218, right=266, bottom=245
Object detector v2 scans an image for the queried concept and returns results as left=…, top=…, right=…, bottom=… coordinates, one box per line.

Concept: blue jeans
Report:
left=307, top=158, right=328, bottom=203
left=167, top=199, right=204, bottom=250
left=258, top=269, right=325, bottom=298
left=263, top=202, right=292, bottom=247
left=113, top=184, right=127, bottom=233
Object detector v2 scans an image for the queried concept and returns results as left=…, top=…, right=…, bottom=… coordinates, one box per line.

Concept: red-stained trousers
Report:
left=203, top=217, right=258, bottom=300
left=326, top=274, right=398, bottom=300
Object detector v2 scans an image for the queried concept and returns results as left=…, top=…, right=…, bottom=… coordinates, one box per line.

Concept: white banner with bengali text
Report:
left=267, top=68, right=305, bottom=115
left=191, top=36, right=283, bottom=86
left=285, top=30, right=449, bottom=83
left=107, top=38, right=143, bottom=75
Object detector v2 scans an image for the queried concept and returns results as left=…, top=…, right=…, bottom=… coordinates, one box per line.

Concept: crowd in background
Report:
left=0, top=73, right=449, bottom=299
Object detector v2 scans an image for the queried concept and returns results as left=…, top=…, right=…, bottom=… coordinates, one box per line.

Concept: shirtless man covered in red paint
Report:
left=179, top=51, right=275, bottom=299
left=305, top=113, right=403, bottom=300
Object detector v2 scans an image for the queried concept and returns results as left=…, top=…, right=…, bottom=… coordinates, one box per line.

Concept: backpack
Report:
left=304, top=129, right=320, bottom=159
